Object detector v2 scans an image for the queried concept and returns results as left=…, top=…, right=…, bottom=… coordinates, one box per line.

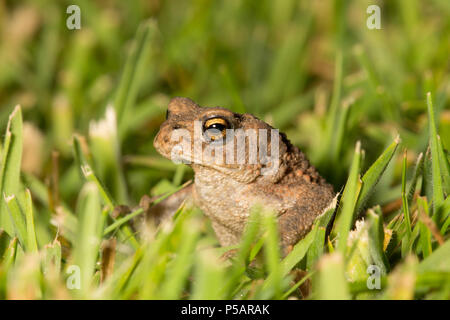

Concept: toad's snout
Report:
left=153, top=121, right=173, bottom=157
left=154, top=120, right=193, bottom=161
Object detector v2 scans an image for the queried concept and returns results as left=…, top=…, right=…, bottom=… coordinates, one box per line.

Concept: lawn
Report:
left=0, top=0, right=449, bottom=299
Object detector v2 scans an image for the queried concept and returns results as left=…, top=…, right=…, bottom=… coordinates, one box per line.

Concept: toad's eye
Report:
left=165, top=109, right=170, bottom=120
left=203, top=117, right=230, bottom=141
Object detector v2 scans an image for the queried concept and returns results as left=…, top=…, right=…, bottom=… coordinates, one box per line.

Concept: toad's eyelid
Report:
left=204, top=118, right=227, bottom=128
left=203, top=116, right=232, bottom=130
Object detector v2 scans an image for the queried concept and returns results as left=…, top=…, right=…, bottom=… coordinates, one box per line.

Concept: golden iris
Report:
left=203, top=117, right=229, bottom=141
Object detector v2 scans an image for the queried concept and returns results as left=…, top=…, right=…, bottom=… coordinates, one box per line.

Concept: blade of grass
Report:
left=383, top=255, right=417, bottom=300
left=191, top=250, right=226, bottom=300
left=402, top=150, right=412, bottom=238
left=417, top=197, right=433, bottom=258
left=367, top=208, right=389, bottom=273
left=354, top=45, right=397, bottom=120
left=407, top=152, right=424, bottom=204
left=437, top=135, right=450, bottom=196
left=159, top=219, right=200, bottom=299
left=318, top=50, right=343, bottom=166
left=103, top=180, right=191, bottom=236
left=72, top=182, right=102, bottom=297
left=440, top=197, right=450, bottom=234
left=81, top=164, right=114, bottom=208
left=89, top=106, right=128, bottom=204
left=24, top=189, right=38, bottom=253
left=306, top=195, right=339, bottom=270
left=42, top=239, right=62, bottom=277
left=2, top=237, right=18, bottom=268
left=74, top=134, right=139, bottom=248
left=422, top=147, right=434, bottom=207
left=417, top=239, right=450, bottom=273
left=426, top=92, right=445, bottom=224
left=355, top=136, right=400, bottom=214
left=222, top=207, right=262, bottom=297
left=314, top=252, right=350, bottom=300
left=0, top=106, right=23, bottom=235
left=261, top=204, right=336, bottom=294
left=281, top=271, right=315, bottom=300
left=4, top=195, right=27, bottom=251
left=336, top=141, right=363, bottom=253
left=219, top=65, right=246, bottom=113
left=114, top=20, right=157, bottom=139
left=262, top=212, right=282, bottom=298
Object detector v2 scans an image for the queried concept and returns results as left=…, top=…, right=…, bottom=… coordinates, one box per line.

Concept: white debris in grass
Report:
left=347, top=219, right=368, bottom=247
left=89, top=105, right=117, bottom=140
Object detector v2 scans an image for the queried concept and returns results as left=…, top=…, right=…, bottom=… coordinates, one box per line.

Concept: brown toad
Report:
left=151, top=97, right=335, bottom=253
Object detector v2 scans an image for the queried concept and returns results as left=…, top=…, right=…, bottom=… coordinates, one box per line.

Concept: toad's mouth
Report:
left=157, top=143, right=239, bottom=169
left=155, top=141, right=266, bottom=183
left=154, top=125, right=281, bottom=182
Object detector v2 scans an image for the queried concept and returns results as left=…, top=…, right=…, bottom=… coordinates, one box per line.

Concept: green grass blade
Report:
left=318, top=50, right=343, bottom=165
left=437, top=135, right=450, bottom=195
left=219, top=65, right=246, bottom=113
left=103, top=208, right=143, bottom=236
left=307, top=195, right=339, bottom=270
left=402, top=151, right=412, bottom=238
left=159, top=220, right=200, bottom=299
left=417, top=197, right=432, bottom=258
left=2, top=237, right=18, bottom=269
left=72, top=182, right=102, bottom=297
left=417, top=240, right=450, bottom=273
left=74, top=135, right=139, bottom=248
left=89, top=107, right=128, bottom=204
left=407, top=152, right=424, bottom=204
left=330, top=99, right=352, bottom=163
left=336, top=141, right=363, bottom=253
left=426, top=92, right=445, bottom=223
left=191, top=250, right=226, bottom=300
left=383, top=255, right=417, bottom=300
left=114, top=20, right=156, bottom=139
left=72, top=134, right=92, bottom=178
left=4, top=195, right=27, bottom=251
left=81, top=164, right=114, bottom=208
left=314, top=252, right=350, bottom=300
left=281, top=228, right=316, bottom=276
left=222, top=207, right=262, bottom=297
left=440, top=197, right=450, bottom=234
left=42, top=239, right=62, bottom=277
left=24, top=189, right=38, bottom=253
left=262, top=212, right=282, bottom=298
left=0, top=106, right=23, bottom=235
left=367, top=208, right=389, bottom=273
left=355, top=136, right=399, bottom=214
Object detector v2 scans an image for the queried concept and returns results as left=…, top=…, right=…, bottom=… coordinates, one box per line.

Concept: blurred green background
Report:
left=0, top=0, right=449, bottom=204
left=0, top=0, right=449, bottom=300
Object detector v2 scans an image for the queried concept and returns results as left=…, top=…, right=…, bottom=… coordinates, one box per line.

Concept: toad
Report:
left=148, top=97, right=335, bottom=253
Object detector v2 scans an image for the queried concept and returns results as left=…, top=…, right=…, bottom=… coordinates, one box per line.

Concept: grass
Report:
left=0, top=0, right=449, bottom=300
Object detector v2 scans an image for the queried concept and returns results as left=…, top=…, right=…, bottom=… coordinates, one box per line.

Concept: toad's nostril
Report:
left=172, top=124, right=181, bottom=130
